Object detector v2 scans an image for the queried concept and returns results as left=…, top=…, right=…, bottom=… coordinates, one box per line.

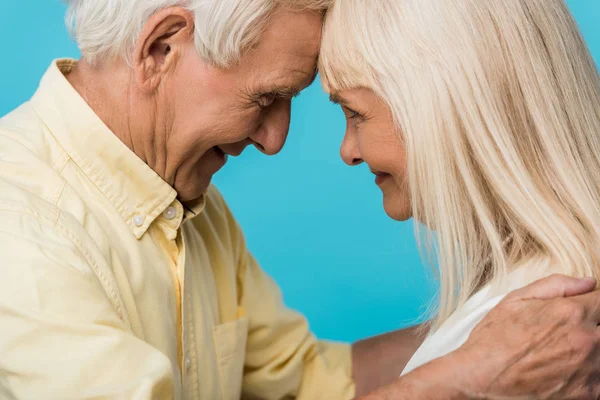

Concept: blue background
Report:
left=2, top=1, right=599, bottom=343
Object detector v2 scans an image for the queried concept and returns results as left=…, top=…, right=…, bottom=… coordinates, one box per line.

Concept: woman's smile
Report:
left=370, top=168, right=392, bottom=185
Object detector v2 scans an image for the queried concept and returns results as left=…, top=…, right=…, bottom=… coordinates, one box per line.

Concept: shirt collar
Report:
left=29, top=59, right=205, bottom=239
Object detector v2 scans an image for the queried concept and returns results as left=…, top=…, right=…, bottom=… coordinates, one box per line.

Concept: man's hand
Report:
left=456, top=274, right=600, bottom=399
left=357, top=275, right=600, bottom=399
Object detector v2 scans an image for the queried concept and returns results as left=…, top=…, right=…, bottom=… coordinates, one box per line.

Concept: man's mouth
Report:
left=214, top=146, right=228, bottom=162
left=216, top=146, right=244, bottom=157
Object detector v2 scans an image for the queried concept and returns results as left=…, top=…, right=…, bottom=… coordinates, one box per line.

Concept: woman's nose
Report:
left=340, top=130, right=363, bottom=166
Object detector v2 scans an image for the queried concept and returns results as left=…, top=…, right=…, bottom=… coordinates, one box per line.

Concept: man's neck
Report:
left=66, top=60, right=145, bottom=161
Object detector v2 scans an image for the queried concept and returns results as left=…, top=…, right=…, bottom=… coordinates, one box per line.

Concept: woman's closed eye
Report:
left=342, top=106, right=364, bottom=125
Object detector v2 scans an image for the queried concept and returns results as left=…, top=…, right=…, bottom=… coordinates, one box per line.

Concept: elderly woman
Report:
left=321, top=0, right=600, bottom=397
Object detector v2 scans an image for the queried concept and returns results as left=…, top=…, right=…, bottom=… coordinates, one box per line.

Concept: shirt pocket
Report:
left=212, top=316, right=249, bottom=400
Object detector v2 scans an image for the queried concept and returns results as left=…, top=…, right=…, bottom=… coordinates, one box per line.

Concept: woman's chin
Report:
left=383, top=199, right=413, bottom=221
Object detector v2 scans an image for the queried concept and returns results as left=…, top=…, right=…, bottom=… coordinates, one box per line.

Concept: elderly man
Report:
left=1, top=0, right=600, bottom=399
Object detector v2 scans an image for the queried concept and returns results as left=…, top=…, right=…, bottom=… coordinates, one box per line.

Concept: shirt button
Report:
left=133, top=215, right=144, bottom=227
left=185, top=357, right=191, bottom=372
left=163, top=206, right=177, bottom=220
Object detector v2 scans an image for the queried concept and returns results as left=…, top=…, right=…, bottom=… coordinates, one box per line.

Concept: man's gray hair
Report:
left=65, top=0, right=332, bottom=67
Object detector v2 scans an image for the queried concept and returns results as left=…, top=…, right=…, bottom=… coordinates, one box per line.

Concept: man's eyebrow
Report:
left=263, top=86, right=303, bottom=99
left=261, top=69, right=320, bottom=100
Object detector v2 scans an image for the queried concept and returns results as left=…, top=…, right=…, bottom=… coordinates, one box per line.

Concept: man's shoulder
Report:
left=0, top=175, right=83, bottom=261
left=0, top=102, right=79, bottom=242
left=0, top=124, right=122, bottom=307
left=0, top=101, right=53, bottom=149
left=0, top=101, right=71, bottom=212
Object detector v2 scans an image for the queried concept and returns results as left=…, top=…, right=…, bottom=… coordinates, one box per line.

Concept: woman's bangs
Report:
left=319, top=1, right=380, bottom=93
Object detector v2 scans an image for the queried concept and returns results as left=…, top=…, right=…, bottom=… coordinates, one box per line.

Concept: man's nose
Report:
left=340, top=130, right=363, bottom=166
left=249, top=99, right=292, bottom=156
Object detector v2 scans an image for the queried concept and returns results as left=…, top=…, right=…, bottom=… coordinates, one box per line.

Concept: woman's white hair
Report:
left=320, top=0, right=600, bottom=327
left=65, top=0, right=332, bottom=66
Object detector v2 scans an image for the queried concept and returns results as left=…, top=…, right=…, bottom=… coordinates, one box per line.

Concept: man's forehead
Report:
left=245, top=37, right=319, bottom=74
left=249, top=9, right=322, bottom=66
left=251, top=67, right=317, bottom=97
left=240, top=9, right=321, bottom=92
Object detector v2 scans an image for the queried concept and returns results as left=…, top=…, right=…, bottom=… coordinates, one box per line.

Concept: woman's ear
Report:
left=132, top=6, right=194, bottom=92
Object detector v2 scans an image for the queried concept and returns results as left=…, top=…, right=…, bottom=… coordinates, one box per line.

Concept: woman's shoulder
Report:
left=487, top=255, right=560, bottom=298
left=402, top=256, right=560, bottom=376
left=402, top=288, right=506, bottom=376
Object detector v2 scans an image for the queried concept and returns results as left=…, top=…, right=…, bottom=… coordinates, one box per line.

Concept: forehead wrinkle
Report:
left=264, top=68, right=315, bottom=90
left=273, top=52, right=318, bottom=73
left=286, top=68, right=315, bottom=79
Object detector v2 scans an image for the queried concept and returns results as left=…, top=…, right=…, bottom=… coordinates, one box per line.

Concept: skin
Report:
left=331, top=88, right=410, bottom=222
left=68, top=6, right=320, bottom=202
left=66, top=6, right=600, bottom=399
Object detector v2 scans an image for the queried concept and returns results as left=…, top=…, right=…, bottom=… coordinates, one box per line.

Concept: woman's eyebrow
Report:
left=329, top=93, right=344, bottom=104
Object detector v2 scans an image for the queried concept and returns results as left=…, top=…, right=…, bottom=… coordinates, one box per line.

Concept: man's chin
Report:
left=175, top=175, right=213, bottom=203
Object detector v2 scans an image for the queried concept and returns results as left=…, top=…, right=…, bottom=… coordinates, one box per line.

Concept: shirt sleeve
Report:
left=0, top=209, right=175, bottom=399
left=212, top=188, right=356, bottom=400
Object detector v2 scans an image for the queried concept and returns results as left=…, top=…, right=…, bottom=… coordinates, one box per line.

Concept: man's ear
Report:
left=133, top=6, right=194, bottom=92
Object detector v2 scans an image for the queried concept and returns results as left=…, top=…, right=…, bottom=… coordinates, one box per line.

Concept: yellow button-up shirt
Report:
left=0, top=59, right=354, bottom=400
